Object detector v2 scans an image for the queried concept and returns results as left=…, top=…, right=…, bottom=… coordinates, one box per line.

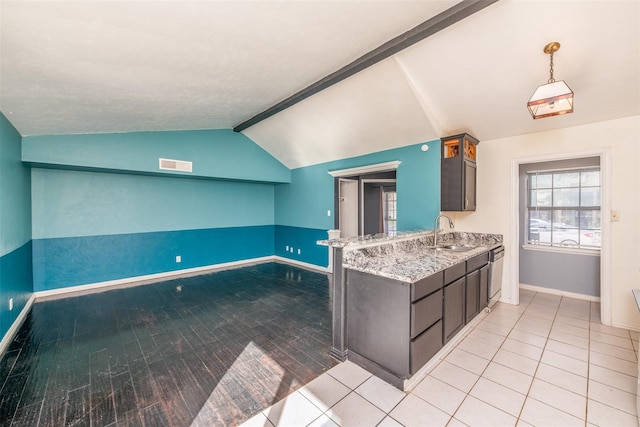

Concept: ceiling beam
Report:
left=233, top=0, right=500, bottom=132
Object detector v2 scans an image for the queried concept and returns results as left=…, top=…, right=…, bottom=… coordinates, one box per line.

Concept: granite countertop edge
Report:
left=334, top=231, right=503, bottom=283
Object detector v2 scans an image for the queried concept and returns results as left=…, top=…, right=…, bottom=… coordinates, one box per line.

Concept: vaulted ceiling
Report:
left=2, top=1, right=639, bottom=169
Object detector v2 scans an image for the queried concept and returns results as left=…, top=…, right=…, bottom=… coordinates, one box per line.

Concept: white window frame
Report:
left=525, top=166, right=601, bottom=251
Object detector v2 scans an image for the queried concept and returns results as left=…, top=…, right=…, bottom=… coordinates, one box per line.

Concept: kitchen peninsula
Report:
left=319, top=230, right=503, bottom=390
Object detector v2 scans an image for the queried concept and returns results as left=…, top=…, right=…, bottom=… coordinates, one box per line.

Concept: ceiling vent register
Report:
left=159, top=158, right=192, bottom=172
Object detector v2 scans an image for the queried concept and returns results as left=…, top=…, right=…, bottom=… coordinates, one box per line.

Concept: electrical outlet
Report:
left=327, top=210, right=331, bottom=217
left=9, top=298, right=13, bottom=311
left=176, top=255, right=182, bottom=263
left=297, top=249, right=301, bottom=255
left=285, top=246, right=289, bottom=251
left=290, top=247, right=294, bottom=253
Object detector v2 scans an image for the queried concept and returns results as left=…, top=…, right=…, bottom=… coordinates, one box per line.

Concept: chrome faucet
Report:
left=433, top=214, right=455, bottom=248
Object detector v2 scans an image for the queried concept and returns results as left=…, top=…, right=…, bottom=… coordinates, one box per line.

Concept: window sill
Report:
left=522, top=243, right=601, bottom=256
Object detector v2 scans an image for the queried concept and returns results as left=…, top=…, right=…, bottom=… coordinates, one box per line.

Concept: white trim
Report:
left=35, top=256, right=276, bottom=300
left=509, top=159, right=520, bottom=306
left=511, top=148, right=611, bottom=324
left=327, top=161, right=401, bottom=177
left=0, top=294, right=36, bottom=357
left=34, top=256, right=331, bottom=302
left=273, top=256, right=330, bottom=273
left=521, top=244, right=600, bottom=257
left=611, top=320, right=640, bottom=333
left=520, top=283, right=601, bottom=302
left=600, top=149, right=612, bottom=325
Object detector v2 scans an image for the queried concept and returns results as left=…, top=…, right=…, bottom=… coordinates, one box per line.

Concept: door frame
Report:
left=510, top=148, right=611, bottom=324
left=338, top=178, right=359, bottom=238
left=360, top=179, right=397, bottom=235
left=328, top=161, right=401, bottom=235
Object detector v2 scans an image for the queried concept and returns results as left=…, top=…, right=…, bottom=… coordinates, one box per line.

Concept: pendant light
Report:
left=527, top=42, right=574, bottom=119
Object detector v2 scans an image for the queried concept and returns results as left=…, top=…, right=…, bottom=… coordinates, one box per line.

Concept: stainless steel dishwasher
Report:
left=488, top=246, right=504, bottom=308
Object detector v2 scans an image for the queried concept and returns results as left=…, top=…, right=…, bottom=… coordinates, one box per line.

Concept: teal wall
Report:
left=2, top=118, right=442, bottom=296
left=32, top=169, right=274, bottom=239
left=23, top=129, right=291, bottom=184
left=274, top=140, right=441, bottom=266
left=1, top=113, right=443, bottom=344
left=24, top=129, right=288, bottom=291
left=31, top=168, right=277, bottom=291
left=33, top=226, right=275, bottom=291
left=0, top=113, right=33, bottom=340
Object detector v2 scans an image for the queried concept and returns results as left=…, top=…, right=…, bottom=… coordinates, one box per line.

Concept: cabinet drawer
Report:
left=410, top=320, right=443, bottom=374
left=467, top=252, right=489, bottom=272
left=444, top=262, right=465, bottom=284
left=411, top=289, right=443, bottom=338
left=412, top=271, right=443, bottom=302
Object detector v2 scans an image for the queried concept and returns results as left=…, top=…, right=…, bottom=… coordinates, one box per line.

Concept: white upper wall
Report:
left=452, top=115, right=640, bottom=330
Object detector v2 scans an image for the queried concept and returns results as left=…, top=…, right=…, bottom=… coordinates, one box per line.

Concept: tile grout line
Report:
left=262, top=293, right=634, bottom=427
left=585, top=298, right=593, bottom=427
left=521, top=295, right=594, bottom=425
left=444, top=293, right=535, bottom=425
left=511, top=290, right=551, bottom=425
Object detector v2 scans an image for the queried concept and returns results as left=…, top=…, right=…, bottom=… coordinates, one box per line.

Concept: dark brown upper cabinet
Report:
left=441, top=133, right=479, bottom=211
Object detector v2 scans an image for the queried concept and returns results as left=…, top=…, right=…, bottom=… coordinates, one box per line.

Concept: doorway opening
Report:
left=518, top=157, right=601, bottom=297
left=510, top=149, right=611, bottom=325
left=328, top=161, right=401, bottom=239
left=335, top=172, right=396, bottom=238
left=361, top=179, right=397, bottom=236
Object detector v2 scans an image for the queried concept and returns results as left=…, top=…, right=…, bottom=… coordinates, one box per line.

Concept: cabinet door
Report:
left=479, top=265, right=489, bottom=310
left=346, top=271, right=410, bottom=376
left=441, top=159, right=464, bottom=211
left=443, top=277, right=465, bottom=343
left=466, top=270, right=479, bottom=322
left=464, top=160, right=476, bottom=211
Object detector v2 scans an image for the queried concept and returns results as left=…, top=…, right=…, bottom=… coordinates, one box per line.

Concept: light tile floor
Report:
left=241, top=289, right=639, bottom=426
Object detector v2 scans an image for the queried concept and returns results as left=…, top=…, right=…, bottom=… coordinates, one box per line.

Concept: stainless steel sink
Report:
left=436, top=244, right=475, bottom=252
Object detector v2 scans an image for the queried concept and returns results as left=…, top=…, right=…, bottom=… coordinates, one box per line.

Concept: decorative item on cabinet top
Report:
left=441, top=133, right=479, bottom=161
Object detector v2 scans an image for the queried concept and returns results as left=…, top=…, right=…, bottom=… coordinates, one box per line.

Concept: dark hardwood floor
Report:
left=0, top=262, right=336, bottom=427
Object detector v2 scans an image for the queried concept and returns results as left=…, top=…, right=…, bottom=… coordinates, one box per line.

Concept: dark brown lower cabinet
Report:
left=465, top=269, right=479, bottom=322
left=443, top=276, right=465, bottom=343
left=479, top=264, right=489, bottom=310
left=343, top=249, right=490, bottom=388
left=345, top=270, right=444, bottom=380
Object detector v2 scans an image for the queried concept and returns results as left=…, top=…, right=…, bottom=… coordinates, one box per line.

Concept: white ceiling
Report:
left=1, top=1, right=639, bottom=169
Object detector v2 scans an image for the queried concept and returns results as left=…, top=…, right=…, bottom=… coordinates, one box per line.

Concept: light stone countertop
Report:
left=335, top=231, right=503, bottom=283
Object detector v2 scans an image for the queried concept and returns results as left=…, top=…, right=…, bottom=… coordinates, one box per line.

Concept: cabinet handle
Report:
left=465, top=198, right=469, bottom=208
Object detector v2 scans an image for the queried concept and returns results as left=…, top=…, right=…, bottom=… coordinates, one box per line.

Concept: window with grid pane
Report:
left=384, top=191, right=397, bottom=234
left=527, top=167, right=600, bottom=249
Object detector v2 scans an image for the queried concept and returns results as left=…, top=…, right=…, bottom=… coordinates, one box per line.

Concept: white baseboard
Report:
left=0, top=294, right=35, bottom=357
left=34, top=256, right=330, bottom=302
left=610, top=320, right=640, bottom=333
left=519, top=283, right=601, bottom=302
left=35, top=256, right=277, bottom=301
left=273, top=256, right=330, bottom=273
